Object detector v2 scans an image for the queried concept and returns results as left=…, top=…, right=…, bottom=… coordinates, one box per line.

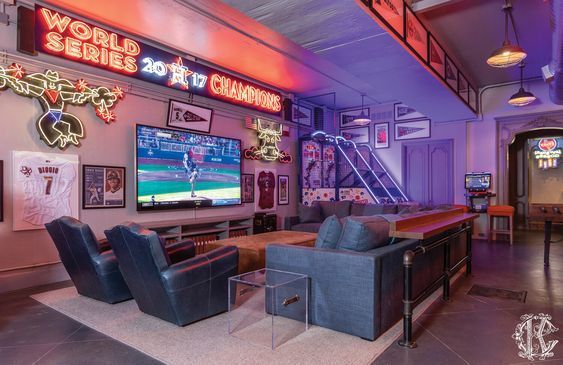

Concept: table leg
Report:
left=544, top=220, right=552, bottom=266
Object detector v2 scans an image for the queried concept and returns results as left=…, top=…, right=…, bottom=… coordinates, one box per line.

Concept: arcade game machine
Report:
left=464, top=172, right=495, bottom=213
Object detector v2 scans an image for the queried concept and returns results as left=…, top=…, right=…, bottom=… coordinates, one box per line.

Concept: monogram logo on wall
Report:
left=0, top=63, right=124, bottom=149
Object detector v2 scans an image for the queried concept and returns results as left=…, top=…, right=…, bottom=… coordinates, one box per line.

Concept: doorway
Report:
left=508, top=129, right=563, bottom=229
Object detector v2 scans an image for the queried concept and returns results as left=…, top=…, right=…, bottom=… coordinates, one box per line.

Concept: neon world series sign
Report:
left=35, top=6, right=282, bottom=115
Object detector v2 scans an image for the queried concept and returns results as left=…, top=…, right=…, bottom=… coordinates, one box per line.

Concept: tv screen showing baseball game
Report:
left=136, top=124, right=241, bottom=211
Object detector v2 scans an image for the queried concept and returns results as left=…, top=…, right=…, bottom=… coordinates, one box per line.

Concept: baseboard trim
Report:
left=0, top=263, right=70, bottom=294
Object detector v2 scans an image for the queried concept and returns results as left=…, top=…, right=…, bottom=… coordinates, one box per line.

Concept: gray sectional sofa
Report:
left=284, top=200, right=419, bottom=233
left=269, top=211, right=468, bottom=341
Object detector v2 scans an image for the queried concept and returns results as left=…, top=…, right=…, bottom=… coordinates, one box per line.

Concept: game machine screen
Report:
left=136, top=124, right=241, bottom=211
left=464, top=173, right=491, bottom=192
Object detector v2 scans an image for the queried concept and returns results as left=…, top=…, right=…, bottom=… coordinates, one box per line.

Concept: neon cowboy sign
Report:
left=35, top=6, right=282, bottom=115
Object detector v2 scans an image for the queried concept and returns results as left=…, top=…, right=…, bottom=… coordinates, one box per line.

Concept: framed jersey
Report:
left=255, top=168, right=276, bottom=212
left=12, top=151, right=79, bottom=231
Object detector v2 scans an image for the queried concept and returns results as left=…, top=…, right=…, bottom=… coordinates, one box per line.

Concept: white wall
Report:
left=0, top=4, right=299, bottom=292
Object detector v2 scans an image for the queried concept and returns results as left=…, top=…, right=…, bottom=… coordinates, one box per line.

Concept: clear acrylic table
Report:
left=228, top=268, right=309, bottom=349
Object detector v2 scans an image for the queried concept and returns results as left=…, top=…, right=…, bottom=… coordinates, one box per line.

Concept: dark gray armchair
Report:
left=45, top=216, right=132, bottom=304
left=104, top=222, right=238, bottom=326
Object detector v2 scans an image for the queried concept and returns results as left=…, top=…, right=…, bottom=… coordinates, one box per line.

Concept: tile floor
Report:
left=1, top=229, right=561, bottom=364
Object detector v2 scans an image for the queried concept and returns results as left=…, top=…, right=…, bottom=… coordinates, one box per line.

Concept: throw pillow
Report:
left=314, top=215, right=342, bottom=249
left=337, top=216, right=391, bottom=251
left=299, top=204, right=322, bottom=223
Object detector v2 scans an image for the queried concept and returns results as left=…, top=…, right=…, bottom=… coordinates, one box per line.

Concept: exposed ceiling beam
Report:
left=411, top=0, right=464, bottom=13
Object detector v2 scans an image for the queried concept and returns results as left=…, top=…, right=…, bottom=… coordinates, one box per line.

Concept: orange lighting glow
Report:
left=210, top=74, right=281, bottom=113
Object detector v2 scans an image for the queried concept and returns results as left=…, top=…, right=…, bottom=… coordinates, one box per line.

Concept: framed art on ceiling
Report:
left=278, top=175, right=289, bottom=205
left=405, top=6, right=428, bottom=62
left=13, top=151, right=79, bottom=231
left=167, top=99, right=213, bottom=133
left=370, top=0, right=404, bottom=39
left=83, top=165, right=126, bottom=209
left=429, top=35, right=445, bottom=80
left=458, top=72, right=469, bottom=102
left=374, top=122, right=390, bottom=149
left=292, top=104, right=312, bottom=126
left=241, top=174, right=254, bottom=204
left=394, top=119, right=431, bottom=141
left=341, top=126, right=370, bottom=144
left=394, top=103, right=425, bottom=121
left=445, top=56, right=458, bottom=91
left=339, top=108, right=371, bottom=128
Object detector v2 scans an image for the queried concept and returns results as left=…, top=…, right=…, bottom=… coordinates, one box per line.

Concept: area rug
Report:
left=31, top=285, right=443, bottom=365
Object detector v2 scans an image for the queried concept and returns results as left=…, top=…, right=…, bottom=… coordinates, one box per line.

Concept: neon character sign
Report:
left=244, top=119, right=292, bottom=163
left=0, top=63, right=124, bottom=149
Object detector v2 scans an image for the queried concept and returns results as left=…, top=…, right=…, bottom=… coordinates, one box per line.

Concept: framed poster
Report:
left=83, top=165, right=126, bottom=209
left=255, top=168, right=276, bottom=212
left=394, top=119, right=431, bottom=141
left=292, top=104, right=312, bottom=126
left=301, top=140, right=322, bottom=189
left=339, top=108, right=371, bottom=128
left=341, top=126, right=370, bottom=144
left=445, top=56, right=458, bottom=91
left=394, top=103, right=425, bottom=121
left=458, top=72, right=469, bottom=102
left=405, top=6, right=428, bottom=62
left=241, top=174, right=254, bottom=203
left=468, top=85, right=478, bottom=112
left=167, top=99, right=213, bottom=133
left=0, top=160, right=3, bottom=223
left=278, top=175, right=289, bottom=205
left=374, top=122, right=389, bottom=149
left=429, top=35, right=445, bottom=79
left=370, top=0, right=404, bottom=39
left=13, top=151, right=79, bottom=231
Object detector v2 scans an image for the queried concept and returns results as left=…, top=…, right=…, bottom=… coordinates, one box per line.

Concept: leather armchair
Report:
left=105, top=222, right=238, bottom=326
left=45, top=216, right=132, bottom=304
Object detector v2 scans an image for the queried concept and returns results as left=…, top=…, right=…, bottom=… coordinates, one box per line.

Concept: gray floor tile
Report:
left=0, top=344, right=56, bottom=365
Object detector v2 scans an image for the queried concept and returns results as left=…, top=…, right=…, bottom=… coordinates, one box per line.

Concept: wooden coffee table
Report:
left=205, top=230, right=317, bottom=273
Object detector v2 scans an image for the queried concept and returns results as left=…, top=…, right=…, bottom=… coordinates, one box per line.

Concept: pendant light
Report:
left=508, top=63, right=536, bottom=107
left=486, top=1, right=526, bottom=68
left=353, top=94, right=371, bottom=125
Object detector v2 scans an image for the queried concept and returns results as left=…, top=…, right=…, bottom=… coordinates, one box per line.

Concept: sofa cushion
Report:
left=292, top=222, right=323, bottom=233
left=337, top=216, right=391, bottom=251
left=350, top=202, right=366, bottom=216
left=298, top=204, right=323, bottom=223
left=362, top=204, right=398, bottom=215
left=316, top=200, right=352, bottom=219
left=314, top=215, right=342, bottom=249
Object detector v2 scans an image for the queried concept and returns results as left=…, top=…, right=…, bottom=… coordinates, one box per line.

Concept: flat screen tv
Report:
left=136, top=124, right=241, bottom=210
left=464, top=172, right=491, bottom=192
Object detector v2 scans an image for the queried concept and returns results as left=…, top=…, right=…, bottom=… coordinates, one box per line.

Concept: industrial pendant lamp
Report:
left=486, top=1, right=526, bottom=68
left=508, top=63, right=536, bottom=107
left=353, top=94, right=371, bottom=125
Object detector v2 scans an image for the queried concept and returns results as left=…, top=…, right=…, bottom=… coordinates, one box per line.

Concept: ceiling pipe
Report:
left=549, top=0, right=563, bottom=104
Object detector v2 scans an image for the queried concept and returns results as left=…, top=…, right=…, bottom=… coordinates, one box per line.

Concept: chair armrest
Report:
left=166, top=239, right=196, bottom=264
left=91, top=250, right=120, bottom=275
left=284, top=216, right=300, bottom=230
left=98, top=238, right=112, bottom=252
left=160, top=246, right=238, bottom=292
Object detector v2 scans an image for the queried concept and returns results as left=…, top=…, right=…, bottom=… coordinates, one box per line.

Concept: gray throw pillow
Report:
left=299, top=204, right=322, bottom=223
left=314, top=215, right=342, bottom=249
left=337, top=216, right=391, bottom=251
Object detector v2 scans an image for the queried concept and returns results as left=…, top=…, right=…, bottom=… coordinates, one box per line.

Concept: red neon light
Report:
left=209, top=74, right=281, bottom=113
left=539, top=138, right=557, bottom=152
left=38, top=8, right=140, bottom=74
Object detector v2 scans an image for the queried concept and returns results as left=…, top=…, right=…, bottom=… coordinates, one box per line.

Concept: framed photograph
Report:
left=83, top=165, right=126, bottom=209
left=429, top=35, right=445, bottom=80
left=339, top=108, right=371, bottom=128
left=394, top=103, right=425, bottom=121
left=278, top=175, right=289, bottom=205
left=370, top=0, right=404, bottom=39
left=241, top=174, right=254, bottom=204
left=167, top=99, right=213, bottom=133
left=374, top=122, right=390, bottom=149
left=341, top=126, right=370, bottom=144
left=445, top=56, right=458, bottom=91
left=405, top=6, right=428, bottom=62
left=0, top=160, right=3, bottom=223
left=255, top=168, right=276, bottom=212
left=394, top=119, right=431, bottom=141
left=292, top=104, right=312, bottom=126
left=13, top=151, right=79, bottom=231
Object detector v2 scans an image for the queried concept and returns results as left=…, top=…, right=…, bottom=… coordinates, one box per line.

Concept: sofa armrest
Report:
left=284, top=216, right=300, bottom=230
left=266, top=244, right=381, bottom=340
left=166, top=239, right=196, bottom=264
left=97, top=238, right=112, bottom=252
left=161, top=246, right=238, bottom=292
left=91, top=250, right=120, bottom=276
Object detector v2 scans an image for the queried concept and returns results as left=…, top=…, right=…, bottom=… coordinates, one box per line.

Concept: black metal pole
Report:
left=398, top=249, right=417, bottom=348
left=443, top=238, right=451, bottom=301
left=544, top=220, right=552, bottom=266
left=466, top=223, right=472, bottom=276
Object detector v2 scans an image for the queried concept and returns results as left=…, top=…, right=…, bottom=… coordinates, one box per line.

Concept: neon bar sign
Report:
left=35, top=5, right=282, bottom=114
left=244, top=119, right=292, bottom=163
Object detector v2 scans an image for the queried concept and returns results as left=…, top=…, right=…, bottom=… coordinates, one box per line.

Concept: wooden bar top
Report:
left=389, top=209, right=479, bottom=240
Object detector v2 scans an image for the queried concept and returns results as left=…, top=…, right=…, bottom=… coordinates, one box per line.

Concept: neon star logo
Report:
left=167, top=57, right=193, bottom=90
